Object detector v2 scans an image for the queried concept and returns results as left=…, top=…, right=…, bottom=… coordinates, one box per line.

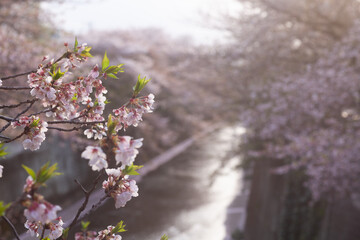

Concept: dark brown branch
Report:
left=0, top=115, right=12, bottom=122
left=47, top=126, right=82, bottom=132
left=1, top=216, right=21, bottom=240
left=4, top=131, right=25, bottom=143
left=29, top=105, right=57, bottom=117
left=75, top=179, right=88, bottom=193
left=0, top=86, right=31, bottom=90
left=79, top=194, right=110, bottom=221
left=0, top=135, right=10, bottom=140
left=0, top=100, right=36, bottom=134
left=40, top=224, right=46, bottom=239
left=0, top=51, right=70, bottom=82
left=47, top=120, right=105, bottom=125
left=67, top=173, right=103, bottom=231
left=0, top=99, right=37, bottom=109
left=0, top=70, right=35, bottom=81
left=76, top=175, right=126, bottom=225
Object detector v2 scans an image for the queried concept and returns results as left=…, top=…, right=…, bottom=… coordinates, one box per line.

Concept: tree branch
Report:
left=0, top=100, right=36, bottom=134
left=47, top=120, right=105, bottom=125
left=3, top=131, right=25, bottom=143
left=0, top=99, right=37, bottom=109
left=1, top=216, right=21, bottom=240
left=47, top=126, right=82, bottom=132
left=0, top=70, right=35, bottom=81
left=29, top=105, right=58, bottom=117
left=0, top=86, right=31, bottom=90
left=0, top=115, right=13, bottom=122
left=67, top=173, right=103, bottom=231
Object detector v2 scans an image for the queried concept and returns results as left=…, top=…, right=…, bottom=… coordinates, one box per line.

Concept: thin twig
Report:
left=29, top=105, right=57, bottom=117
left=47, top=126, right=82, bottom=132
left=47, top=120, right=105, bottom=125
left=0, top=70, right=35, bottom=81
left=0, top=100, right=36, bottom=134
left=1, top=216, right=21, bottom=240
left=0, top=99, right=37, bottom=109
left=40, top=224, right=46, bottom=239
left=0, top=86, right=31, bottom=90
left=0, top=135, right=10, bottom=140
left=76, top=175, right=126, bottom=225
left=0, top=52, right=69, bottom=82
left=79, top=194, right=110, bottom=221
left=4, top=131, right=25, bottom=143
left=0, top=115, right=12, bottom=122
left=67, top=173, right=103, bottom=231
left=75, top=179, right=88, bottom=193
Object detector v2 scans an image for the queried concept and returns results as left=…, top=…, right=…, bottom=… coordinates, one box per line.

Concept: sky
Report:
left=42, top=0, right=243, bottom=45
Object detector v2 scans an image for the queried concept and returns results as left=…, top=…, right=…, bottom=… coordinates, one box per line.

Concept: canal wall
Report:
left=244, top=157, right=360, bottom=240
left=0, top=134, right=94, bottom=203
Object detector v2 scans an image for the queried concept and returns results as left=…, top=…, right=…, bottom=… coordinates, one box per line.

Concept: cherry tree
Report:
left=221, top=0, right=360, bottom=201
left=0, top=39, right=169, bottom=240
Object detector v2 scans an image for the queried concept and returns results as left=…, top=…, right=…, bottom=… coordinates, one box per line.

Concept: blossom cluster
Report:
left=74, top=225, right=124, bottom=240
left=22, top=176, right=63, bottom=239
left=102, top=168, right=139, bottom=208
left=12, top=116, right=48, bottom=151
left=96, top=225, right=123, bottom=240
left=0, top=40, right=155, bottom=239
left=81, top=146, right=108, bottom=171
left=238, top=20, right=360, bottom=200
left=113, top=93, right=154, bottom=130
left=28, top=61, right=107, bottom=122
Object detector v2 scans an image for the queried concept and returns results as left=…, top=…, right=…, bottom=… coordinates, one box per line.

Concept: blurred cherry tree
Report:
left=219, top=0, right=360, bottom=200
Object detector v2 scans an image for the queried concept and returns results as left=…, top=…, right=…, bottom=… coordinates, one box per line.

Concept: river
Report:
left=83, top=126, right=247, bottom=240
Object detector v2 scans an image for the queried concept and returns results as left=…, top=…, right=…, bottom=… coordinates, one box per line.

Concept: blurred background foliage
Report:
left=2, top=0, right=360, bottom=239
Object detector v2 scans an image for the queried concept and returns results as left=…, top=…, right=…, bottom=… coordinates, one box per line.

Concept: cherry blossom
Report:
left=114, top=136, right=143, bottom=168
left=24, top=217, right=63, bottom=240
left=48, top=218, right=64, bottom=240
left=102, top=168, right=139, bottom=208
left=96, top=225, right=122, bottom=240
left=83, top=127, right=106, bottom=140
left=0, top=39, right=156, bottom=239
left=75, top=231, right=97, bottom=240
left=24, top=201, right=61, bottom=223
left=81, top=146, right=108, bottom=171
left=12, top=116, right=48, bottom=151
left=113, top=94, right=155, bottom=129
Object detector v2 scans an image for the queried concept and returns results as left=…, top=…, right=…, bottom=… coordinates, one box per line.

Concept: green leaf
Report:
left=74, top=37, right=79, bottom=50
left=160, top=234, right=169, bottom=240
left=122, top=164, right=143, bottom=176
left=107, top=73, right=118, bottom=79
left=102, top=52, right=110, bottom=71
left=0, top=201, right=11, bottom=216
left=133, top=75, right=151, bottom=97
left=52, top=68, right=65, bottom=81
left=22, top=165, right=36, bottom=180
left=71, top=93, right=78, bottom=101
left=81, top=221, right=90, bottom=231
left=50, top=63, right=58, bottom=73
left=36, top=162, right=62, bottom=185
left=81, top=51, right=93, bottom=58
left=0, top=143, right=8, bottom=158
left=62, top=228, right=69, bottom=239
left=107, top=114, right=118, bottom=135
left=30, top=118, right=40, bottom=128
left=111, top=220, right=127, bottom=234
left=105, top=64, right=124, bottom=74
